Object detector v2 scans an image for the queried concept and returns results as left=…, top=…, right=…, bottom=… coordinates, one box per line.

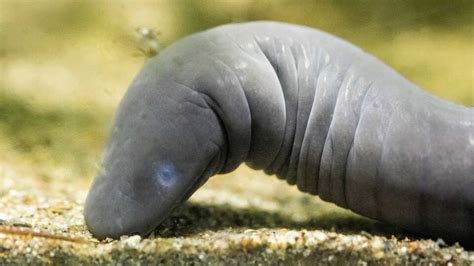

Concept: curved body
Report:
left=85, top=22, right=473, bottom=242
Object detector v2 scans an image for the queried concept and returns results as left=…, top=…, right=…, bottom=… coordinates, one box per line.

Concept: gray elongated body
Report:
left=85, top=22, right=474, bottom=243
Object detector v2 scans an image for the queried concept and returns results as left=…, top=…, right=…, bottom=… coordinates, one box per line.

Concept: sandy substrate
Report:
left=0, top=165, right=472, bottom=265
left=2, top=2, right=473, bottom=264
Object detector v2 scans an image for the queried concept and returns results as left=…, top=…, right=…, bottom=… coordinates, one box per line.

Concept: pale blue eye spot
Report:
left=154, top=162, right=177, bottom=187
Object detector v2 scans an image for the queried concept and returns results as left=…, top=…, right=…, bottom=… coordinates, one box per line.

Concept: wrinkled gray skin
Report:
left=85, top=22, right=473, bottom=242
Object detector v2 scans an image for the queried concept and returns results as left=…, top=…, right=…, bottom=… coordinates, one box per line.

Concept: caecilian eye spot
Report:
left=154, top=162, right=177, bottom=187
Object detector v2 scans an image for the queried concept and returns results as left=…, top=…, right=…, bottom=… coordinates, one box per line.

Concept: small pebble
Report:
left=0, top=213, right=10, bottom=222
left=443, top=254, right=452, bottom=261
left=198, top=252, right=206, bottom=261
left=123, top=235, right=142, bottom=249
left=436, top=238, right=447, bottom=247
left=314, top=231, right=327, bottom=242
left=371, top=238, right=384, bottom=250
left=399, top=246, right=407, bottom=255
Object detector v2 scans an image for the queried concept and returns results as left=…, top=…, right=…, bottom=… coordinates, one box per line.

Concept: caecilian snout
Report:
left=84, top=176, right=157, bottom=239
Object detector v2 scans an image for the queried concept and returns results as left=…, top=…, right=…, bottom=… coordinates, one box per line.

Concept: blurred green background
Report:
left=0, top=0, right=473, bottom=188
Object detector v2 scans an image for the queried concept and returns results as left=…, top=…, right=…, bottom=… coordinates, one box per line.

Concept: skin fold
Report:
left=84, top=21, right=473, bottom=243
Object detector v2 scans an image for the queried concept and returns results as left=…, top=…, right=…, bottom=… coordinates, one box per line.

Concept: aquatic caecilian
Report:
left=85, top=22, right=473, bottom=242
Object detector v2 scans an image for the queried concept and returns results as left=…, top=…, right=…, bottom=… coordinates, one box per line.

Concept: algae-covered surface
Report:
left=1, top=1, right=473, bottom=265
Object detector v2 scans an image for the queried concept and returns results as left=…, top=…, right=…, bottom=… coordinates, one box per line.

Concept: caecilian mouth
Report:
left=180, top=172, right=209, bottom=205
left=179, top=152, right=223, bottom=205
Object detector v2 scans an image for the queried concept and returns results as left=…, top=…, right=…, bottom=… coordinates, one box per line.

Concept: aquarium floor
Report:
left=0, top=166, right=472, bottom=265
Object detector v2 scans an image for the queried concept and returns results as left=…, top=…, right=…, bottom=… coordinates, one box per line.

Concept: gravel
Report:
left=0, top=167, right=473, bottom=265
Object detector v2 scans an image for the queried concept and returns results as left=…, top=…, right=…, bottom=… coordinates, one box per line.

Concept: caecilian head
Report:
left=84, top=59, right=226, bottom=239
